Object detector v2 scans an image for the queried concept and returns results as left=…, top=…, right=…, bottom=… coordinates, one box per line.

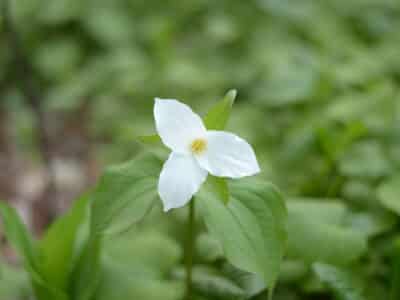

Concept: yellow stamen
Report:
left=190, top=139, right=207, bottom=155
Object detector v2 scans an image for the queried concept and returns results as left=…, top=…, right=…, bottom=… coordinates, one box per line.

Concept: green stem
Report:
left=185, top=199, right=195, bottom=299
left=267, top=284, right=275, bottom=300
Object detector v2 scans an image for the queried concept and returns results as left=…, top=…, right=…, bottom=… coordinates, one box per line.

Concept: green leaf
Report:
left=287, top=200, right=367, bottom=265
left=38, top=0, right=82, bottom=24
left=96, top=229, right=184, bottom=300
left=104, top=229, right=182, bottom=274
left=377, top=175, right=400, bottom=215
left=207, top=176, right=230, bottom=205
left=0, top=261, right=31, bottom=299
left=204, top=89, right=237, bottom=130
left=313, top=263, right=365, bottom=300
left=279, top=260, right=308, bottom=283
left=0, top=201, right=67, bottom=300
left=135, top=135, right=169, bottom=159
left=70, top=236, right=102, bottom=300
left=196, top=233, right=224, bottom=262
left=224, top=266, right=267, bottom=298
left=38, top=195, right=89, bottom=291
left=33, top=38, right=82, bottom=81
left=0, top=201, right=37, bottom=270
left=173, top=266, right=247, bottom=299
left=198, top=179, right=287, bottom=290
left=95, top=258, right=184, bottom=300
left=288, top=199, right=347, bottom=225
left=347, top=211, right=396, bottom=238
left=339, top=141, right=392, bottom=179
left=136, top=134, right=163, bottom=146
left=91, top=153, right=162, bottom=235
left=390, top=239, right=400, bottom=300
left=30, top=272, right=68, bottom=300
left=72, top=154, right=162, bottom=300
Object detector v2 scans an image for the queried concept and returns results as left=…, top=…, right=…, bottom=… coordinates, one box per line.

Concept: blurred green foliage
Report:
left=1, top=0, right=400, bottom=299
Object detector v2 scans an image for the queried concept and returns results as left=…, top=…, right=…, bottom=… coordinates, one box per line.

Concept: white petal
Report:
left=196, top=131, right=260, bottom=178
left=154, top=98, right=206, bottom=153
left=158, top=152, right=208, bottom=212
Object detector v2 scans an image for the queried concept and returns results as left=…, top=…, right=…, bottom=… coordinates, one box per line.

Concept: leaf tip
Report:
left=225, top=89, right=237, bottom=105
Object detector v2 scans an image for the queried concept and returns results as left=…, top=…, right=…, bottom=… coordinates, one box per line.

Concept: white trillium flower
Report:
left=154, top=98, right=260, bottom=212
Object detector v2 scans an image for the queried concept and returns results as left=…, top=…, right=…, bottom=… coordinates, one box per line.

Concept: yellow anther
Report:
left=190, top=139, right=207, bottom=155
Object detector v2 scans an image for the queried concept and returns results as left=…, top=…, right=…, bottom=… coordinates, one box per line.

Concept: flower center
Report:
left=190, top=138, right=207, bottom=155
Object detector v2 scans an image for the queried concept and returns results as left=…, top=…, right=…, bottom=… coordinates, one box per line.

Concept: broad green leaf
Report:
left=207, top=176, right=230, bottom=205
left=104, top=229, right=182, bottom=274
left=191, top=272, right=246, bottom=300
left=91, top=153, right=162, bottom=235
left=38, top=195, right=89, bottom=291
left=313, top=263, right=365, bottom=300
left=204, top=89, right=237, bottom=130
left=95, top=258, right=184, bottom=300
left=72, top=154, right=162, bottom=300
left=97, top=230, right=183, bottom=300
left=0, top=201, right=37, bottom=270
left=377, top=175, right=400, bottom=215
left=221, top=264, right=267, bottom=297
left=287, top=201, right=367, bottom=265
left=198, top=179, right=287, bottom=290
left=173, top=266, right=247, bottom=299
left=288, top=199, right=347, bottom=225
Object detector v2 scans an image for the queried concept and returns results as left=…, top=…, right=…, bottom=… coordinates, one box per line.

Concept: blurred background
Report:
left=1, top=0, right=400, bottom=299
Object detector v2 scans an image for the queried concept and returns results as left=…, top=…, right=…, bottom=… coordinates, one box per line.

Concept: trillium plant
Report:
left=140, top=90, right=287, bottom=299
